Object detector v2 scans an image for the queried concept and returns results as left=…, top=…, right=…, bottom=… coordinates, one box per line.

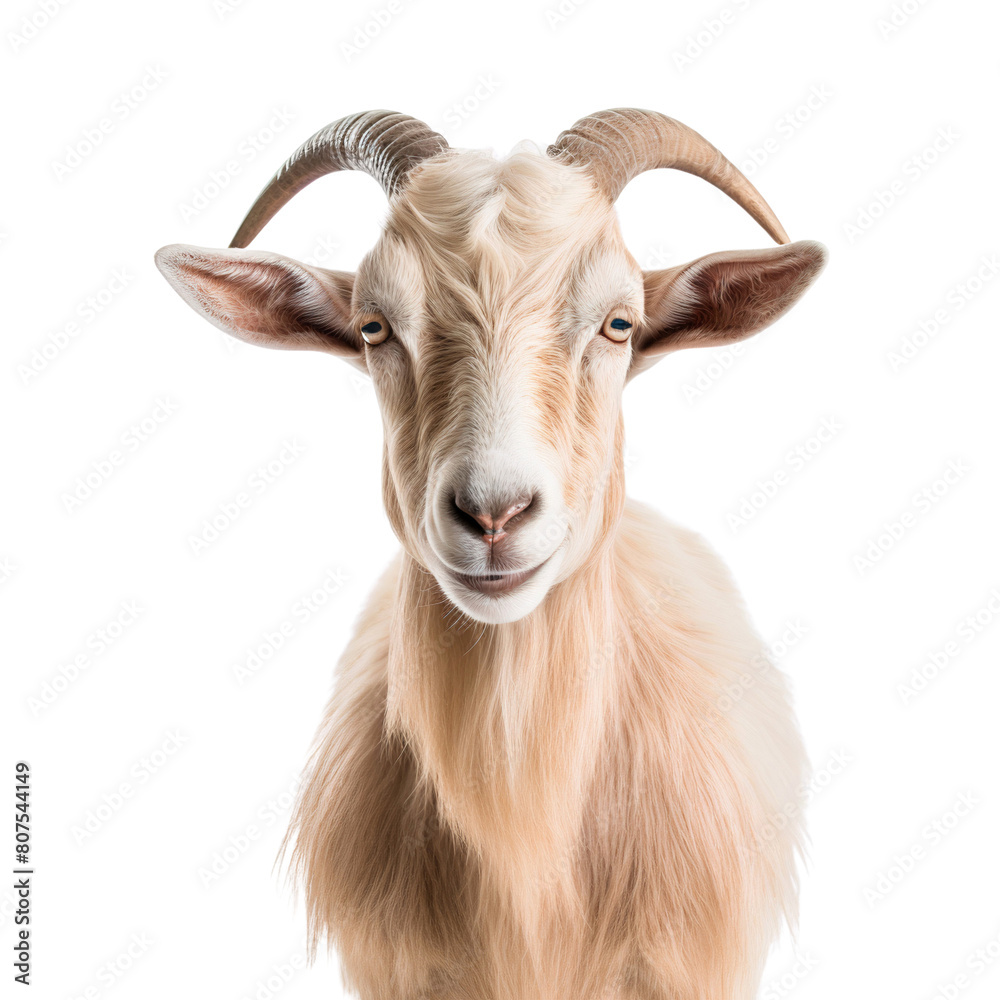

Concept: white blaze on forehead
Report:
left=463, top=335, right=546, bottom=458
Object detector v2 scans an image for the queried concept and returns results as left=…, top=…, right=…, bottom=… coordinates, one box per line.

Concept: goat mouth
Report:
left=452, top=562, right=546, bottom=596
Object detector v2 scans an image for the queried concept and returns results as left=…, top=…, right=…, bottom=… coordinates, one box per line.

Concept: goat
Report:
left=156, top=109, right=826, bottom=1000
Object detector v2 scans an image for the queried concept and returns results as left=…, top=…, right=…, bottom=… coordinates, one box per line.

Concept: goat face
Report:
left=156, top=110, right=827, bottom=624
left=360, top=151, right=639, bottom=622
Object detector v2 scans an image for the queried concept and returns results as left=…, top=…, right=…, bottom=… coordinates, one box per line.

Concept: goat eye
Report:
left=358, top=312, right=391, bottom=346
left=602, top=314, right=634, bottom=343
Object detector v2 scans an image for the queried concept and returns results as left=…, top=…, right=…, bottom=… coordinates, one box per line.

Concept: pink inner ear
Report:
left=641, top=241, right=828, bottom=354
left=160, top=246, right=360, bottom=356
left=157, top=243, right=364, bottom=364
left=180, top=261, right=296, bottom=341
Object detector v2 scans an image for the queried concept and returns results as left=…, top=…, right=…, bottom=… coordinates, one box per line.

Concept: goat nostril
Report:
left=452, top=493, right=536, bottom=542
left=493, top=497, right=533, bottom=533
left=451, top=495, right=485, bottom=537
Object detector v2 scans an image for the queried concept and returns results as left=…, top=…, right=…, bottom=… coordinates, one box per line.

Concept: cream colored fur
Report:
left=279, top=148, right=809, bottom=998
left=290, top=505, right=805, bottom=999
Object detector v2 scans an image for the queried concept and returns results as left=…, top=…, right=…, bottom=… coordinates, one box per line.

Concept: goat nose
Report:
left=452, top=493, right=535, bottom=544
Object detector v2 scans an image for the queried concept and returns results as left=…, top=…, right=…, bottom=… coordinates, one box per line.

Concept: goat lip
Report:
left=452, top=562, right=545, bottom=596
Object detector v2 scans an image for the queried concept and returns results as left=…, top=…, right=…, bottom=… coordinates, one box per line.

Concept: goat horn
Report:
left=229, top=110, right=449, bottom=249
left=547, top=108, right=789, bottom=245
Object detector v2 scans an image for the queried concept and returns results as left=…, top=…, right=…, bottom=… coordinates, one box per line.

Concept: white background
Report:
left=3, top=0, right=999, bottom=997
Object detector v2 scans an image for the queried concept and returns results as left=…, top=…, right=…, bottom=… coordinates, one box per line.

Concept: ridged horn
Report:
left=229, top=110, right=449, bottom=249
left=548, top=108, right=789, bottom=244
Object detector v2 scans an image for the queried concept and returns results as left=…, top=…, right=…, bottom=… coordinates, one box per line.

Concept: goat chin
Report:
left=427, top=545, right=569, bottom=625
left=284, top=498, right=807, bottom=1000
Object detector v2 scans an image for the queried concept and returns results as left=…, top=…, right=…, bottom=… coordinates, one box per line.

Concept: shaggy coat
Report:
left=285, top=152, right=807, bottom=999
left=155, top=110, right=824, bottom=1000
left=290, top=504, right=805, bottom=999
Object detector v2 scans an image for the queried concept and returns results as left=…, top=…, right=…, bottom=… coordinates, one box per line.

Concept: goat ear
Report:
left=154, top=244, right=364, bottom=368
left=634, top=240, right=827, bottom=369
